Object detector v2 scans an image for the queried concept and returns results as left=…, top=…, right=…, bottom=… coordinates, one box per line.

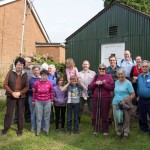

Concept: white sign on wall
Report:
left=101, top=43, right=125, bottom=67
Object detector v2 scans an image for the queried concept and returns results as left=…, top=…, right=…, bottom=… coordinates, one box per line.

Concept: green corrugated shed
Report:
left=65, top=2, right=150, bottom=71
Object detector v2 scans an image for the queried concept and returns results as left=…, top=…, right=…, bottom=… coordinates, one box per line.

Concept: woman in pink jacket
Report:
left=89, top=63, right=114, bottom=136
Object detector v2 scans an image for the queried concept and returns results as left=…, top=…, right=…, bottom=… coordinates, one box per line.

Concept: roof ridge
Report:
left=66, top=1, right=150, bottom=41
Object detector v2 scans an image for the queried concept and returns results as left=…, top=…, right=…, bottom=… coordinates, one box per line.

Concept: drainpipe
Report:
left=20, top=0, right=27, bottom=57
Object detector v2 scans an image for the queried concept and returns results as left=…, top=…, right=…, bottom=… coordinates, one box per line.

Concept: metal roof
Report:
left=66, top=1, right=150, bottom=41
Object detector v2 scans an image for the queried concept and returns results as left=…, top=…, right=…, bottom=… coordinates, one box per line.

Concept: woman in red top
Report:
left=130, top=56, right=143, bottom=95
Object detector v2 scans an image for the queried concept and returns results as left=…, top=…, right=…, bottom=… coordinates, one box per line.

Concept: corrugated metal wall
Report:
left=66, top=4, right=150, bottom=72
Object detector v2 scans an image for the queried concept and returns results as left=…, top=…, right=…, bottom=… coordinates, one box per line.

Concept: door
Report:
left=101, top=43, right=125, bottom=66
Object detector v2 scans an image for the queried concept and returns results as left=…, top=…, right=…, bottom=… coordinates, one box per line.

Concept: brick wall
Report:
left=0, top=0, right=47, bottom=77
left=36, top=46, right=66, bottom=63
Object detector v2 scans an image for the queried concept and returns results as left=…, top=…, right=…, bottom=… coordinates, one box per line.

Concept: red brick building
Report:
left=36, top=43, right=66, bottom=63
left=0, top=0, right=66, bottom=78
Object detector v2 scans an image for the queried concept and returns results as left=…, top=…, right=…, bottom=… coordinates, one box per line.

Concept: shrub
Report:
left=18, top=53, right=66, bottom=80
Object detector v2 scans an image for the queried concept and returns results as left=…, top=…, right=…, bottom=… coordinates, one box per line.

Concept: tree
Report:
left=103, top=0, right=150, bottom=15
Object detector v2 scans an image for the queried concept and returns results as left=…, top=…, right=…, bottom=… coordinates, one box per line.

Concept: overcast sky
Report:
left=33, top=0, right=104, bottom=43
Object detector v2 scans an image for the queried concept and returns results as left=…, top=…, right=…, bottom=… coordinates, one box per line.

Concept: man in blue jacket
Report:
left=137, top=60, right=150, bottom=136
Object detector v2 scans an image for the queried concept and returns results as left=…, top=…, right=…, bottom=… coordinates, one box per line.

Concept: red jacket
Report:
left=89, top=74, right=114, bottom=98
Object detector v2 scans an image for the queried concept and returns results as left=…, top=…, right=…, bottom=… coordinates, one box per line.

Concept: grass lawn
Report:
left=0, top=100, right=149, bottom=150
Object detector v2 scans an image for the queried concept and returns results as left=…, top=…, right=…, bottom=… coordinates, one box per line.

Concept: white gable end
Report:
left=0, top=0, right=16, bottom=6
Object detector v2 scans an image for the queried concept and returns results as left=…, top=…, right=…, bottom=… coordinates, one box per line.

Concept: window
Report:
left=109, top=26, right=118, bottom=36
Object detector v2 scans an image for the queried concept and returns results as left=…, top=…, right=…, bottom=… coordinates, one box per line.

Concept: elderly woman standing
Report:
left=47, top=64, right=58, bottom=122
left=89, top=63, right=114, bottom=136
left=48, top=64, right=58, bottom=87
left=113, top=68, right=135, bottom=140
left=0, top=57, right=29, bottom=137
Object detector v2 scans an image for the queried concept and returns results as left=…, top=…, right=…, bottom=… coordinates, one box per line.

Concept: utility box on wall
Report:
left=36, top=43, right=66, bottom=63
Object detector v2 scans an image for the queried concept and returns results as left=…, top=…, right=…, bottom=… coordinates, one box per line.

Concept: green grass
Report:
left=0, top=100, right=149, bottom=150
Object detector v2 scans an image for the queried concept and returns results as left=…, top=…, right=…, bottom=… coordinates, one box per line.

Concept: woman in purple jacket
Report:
left=89, top=63, right=114, bottom=136
left=53, top=77, right=67, bottom=132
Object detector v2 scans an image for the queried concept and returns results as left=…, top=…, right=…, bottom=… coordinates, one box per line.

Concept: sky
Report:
left=33, top=0, right=104, bottom=43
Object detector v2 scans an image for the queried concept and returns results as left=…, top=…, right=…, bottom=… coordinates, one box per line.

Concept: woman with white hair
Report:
left=47, top=64, right=58, bottom=123
left=47, top=64, right=58, bottom=87
left=113, top=68, right=135, bottom=140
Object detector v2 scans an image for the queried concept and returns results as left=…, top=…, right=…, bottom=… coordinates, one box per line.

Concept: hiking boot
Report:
left=103, top=132, right=108, bottom=136
left=55, top=129, right=59, bottom=133
left=67, top=129, right=71, bottom=135
left=45, top=132, right=49, bottom=135
left=122, top=136, right=128, bottom=141
left=0, top=132, right=5, bottom=137
left=17, top=133, right=22, bottom=137
left=60, top=128, right=66, bottom=133
left=74, top=131, right=79, bottom=134
left=93, top=131, right=98, bottom=135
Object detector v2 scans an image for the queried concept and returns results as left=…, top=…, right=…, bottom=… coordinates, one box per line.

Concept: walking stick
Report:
left=95, top=85, right=102, bottom=132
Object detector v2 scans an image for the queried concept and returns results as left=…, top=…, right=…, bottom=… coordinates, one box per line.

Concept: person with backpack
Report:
left=78, top=60, right=96, bottom=123
left=48, top=64, right=58, bottom=87
left=120, top=50, right=136, bottom=81
left=89, top=63, right=114, bottom=136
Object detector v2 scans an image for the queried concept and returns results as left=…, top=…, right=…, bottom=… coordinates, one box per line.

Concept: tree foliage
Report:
left=103, top=0, right=150, bottom=15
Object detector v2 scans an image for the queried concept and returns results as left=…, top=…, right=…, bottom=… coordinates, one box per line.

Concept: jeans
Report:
left=35, top=100, right=51, bottom=134
left=28, top=96, right=45, bottom=130
left=67, top=103, right=79, bottom=132
left=138, top=98, right=150, bottom=133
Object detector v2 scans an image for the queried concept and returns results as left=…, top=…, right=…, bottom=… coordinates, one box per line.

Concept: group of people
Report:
left=0, top=50, right=150, bottom=140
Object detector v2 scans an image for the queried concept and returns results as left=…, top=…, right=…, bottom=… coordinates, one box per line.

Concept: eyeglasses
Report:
left=109, top=59, right=116, bottom=61
left=142, top=66, right=149, bottom=68
left=99, top=68, right=106, bottom=70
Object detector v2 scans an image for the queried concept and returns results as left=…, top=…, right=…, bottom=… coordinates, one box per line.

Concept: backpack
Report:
left=121, top=59, right=135, bottom=64
left=52, top=71, right=58, bottom=80
left=88, top=73, right=98, bottom=96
